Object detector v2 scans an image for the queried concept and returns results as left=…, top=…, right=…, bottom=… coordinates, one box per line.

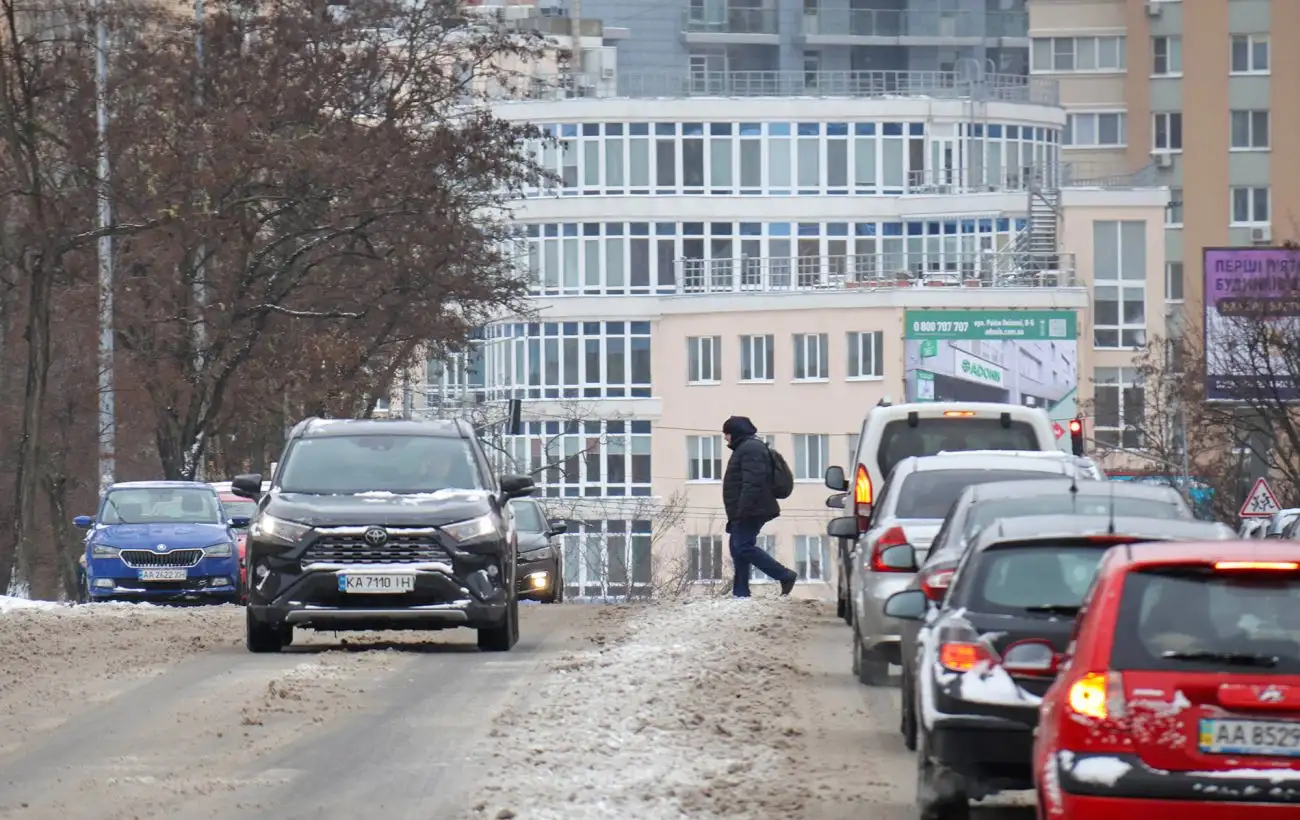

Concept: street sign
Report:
left=1052, top=422, right=1065, bottom=439
left=1239, top=477, right=1283, bottom=518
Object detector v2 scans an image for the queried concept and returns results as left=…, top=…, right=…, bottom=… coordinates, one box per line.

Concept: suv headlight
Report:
left=250, top=514, right=311, bottom=545
left=521, top=545, right=553, bottom=561
left=204, top=541, right=235, bottom=558
left=441, top=514, right=498, bottom=544
left=90, top=543, right=120, bottom=559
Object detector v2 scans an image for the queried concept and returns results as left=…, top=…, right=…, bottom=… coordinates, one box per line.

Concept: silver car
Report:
left=826, top=451, right=1103, bottom=686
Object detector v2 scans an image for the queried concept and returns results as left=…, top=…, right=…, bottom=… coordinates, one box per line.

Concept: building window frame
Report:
left=1230, top=34, right=1269, bottom=75
left=749, top=534, right=779, bottom=583
left=792, top=332, right=829, bottom=381
left=793, top=434, right=829, bottom=481
left=1229, top=109, right=1270, bottom=152
left=739, top=333, right=775, bottom=382
left=1092, top=220, right=1147, bottom=349
left=1093, top=366, right=1145, bottom=451
left=686, top=534, right=725, bottom=582
left=1165, top=187, right=1183, bottom=227
left=1152, top=112, right=1182, bottom=153
left=1030, top=36, right=1126, bottom=74
left=687, top=335, right=722, bottom=384
left=795, top=534, right=828, bottom=581
left=846, top=331, right=884, bottom=380
left=1165, top=261, right=1184, bottom=303
left=1230, top=186, right=1270, bottom=227
left=686, top=435, right=724, bottom=482
left=1063, top=111, right=1126, bottom=149
left=1151, top=35, right=1182, bottom=77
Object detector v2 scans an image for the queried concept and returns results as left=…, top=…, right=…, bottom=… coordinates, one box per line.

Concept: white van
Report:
left=825, top=401, right=1060, bottom=531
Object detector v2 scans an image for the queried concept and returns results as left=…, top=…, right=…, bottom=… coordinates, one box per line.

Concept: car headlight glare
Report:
left=205, top=541, right=235, bottom=558
left=441, top=514, right=498, bottom=544
left=249, top=514, right=311, bottom=544
left=90, top=543, right=120, bottom=558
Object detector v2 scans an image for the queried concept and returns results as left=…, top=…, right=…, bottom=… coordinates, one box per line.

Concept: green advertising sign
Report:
left=904, top=310, right=1077, bottom=340
left=919, top=339, right=938, bottom=358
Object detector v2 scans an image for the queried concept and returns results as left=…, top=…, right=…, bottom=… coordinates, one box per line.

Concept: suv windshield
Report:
left=512, top=501, right=546, bottom=532
left=278, top=435, right=482, bottom=494
left=964, top=495, right=1184, bottom=541
left=877, top=419, right=1039, bottom=478
left=968, top=544, right=1106, bottom=615
left=1111, top=569, right=1300, bottom=674
left=101, top=487, right=224, bottom=525
left=895, top=469, right=1053, bottom=519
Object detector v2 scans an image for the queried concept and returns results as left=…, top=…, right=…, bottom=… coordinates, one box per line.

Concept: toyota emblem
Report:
left=1259, top=687, right=1284, bottom=703
left=363, top=527, right=388, bottom=547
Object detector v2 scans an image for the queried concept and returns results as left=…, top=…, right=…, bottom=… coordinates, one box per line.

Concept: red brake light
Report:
left=870, top=527, right=911, bottom=572
left=1067, top=671, right=1127, bottom=721
left=920, top=565, right=955, bottom=601
left=943, top=410, right=976, bottom=417
left=853, top=464, right=873, bottom=531
left=939, top=642, right=991, bottom=672
left=1215, top=561, right=1300, bottom=571
left=1085, top=535, right=1138, bottom=544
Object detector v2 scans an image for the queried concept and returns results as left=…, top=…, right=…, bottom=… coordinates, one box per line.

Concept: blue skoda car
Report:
left=74, top=481, right=250, bottom=604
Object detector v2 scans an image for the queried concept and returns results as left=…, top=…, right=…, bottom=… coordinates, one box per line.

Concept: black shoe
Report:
left=780, top=575, right=796, bottom=596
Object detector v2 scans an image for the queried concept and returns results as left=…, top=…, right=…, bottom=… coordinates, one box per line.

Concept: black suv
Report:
left=231, top=417, right=537, bottom=654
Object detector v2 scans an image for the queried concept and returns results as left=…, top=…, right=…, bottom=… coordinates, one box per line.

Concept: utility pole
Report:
left=192, top=0, right=208, bottom=480
left=570, top=0, right=582, bottom=95
left=95, top=0, right=115, bottom=493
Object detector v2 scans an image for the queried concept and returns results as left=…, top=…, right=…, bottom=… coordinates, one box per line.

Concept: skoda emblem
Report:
left=155, top=543, right=167, bottom=552
left=1259, top=686, right=1284, bottom=704
left=363, top=527, right=388, bottom=547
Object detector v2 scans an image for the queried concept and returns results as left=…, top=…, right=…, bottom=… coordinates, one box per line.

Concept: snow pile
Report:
left=0, top=595, right=64, bottom=614
left=474, top=597, right=818, bottom=819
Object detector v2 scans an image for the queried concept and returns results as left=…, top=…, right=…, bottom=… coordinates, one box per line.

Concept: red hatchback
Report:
left=218, top=491, right=257, bottom=603
left=1034, top=540, right=1300, bottom=819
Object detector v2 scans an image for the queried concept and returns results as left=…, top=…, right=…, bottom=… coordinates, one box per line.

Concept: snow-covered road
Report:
left=0, top=595, right=1032, bottom=820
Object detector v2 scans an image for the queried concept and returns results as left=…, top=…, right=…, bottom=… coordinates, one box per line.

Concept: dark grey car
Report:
left=511, top=498, right=566, bottom=603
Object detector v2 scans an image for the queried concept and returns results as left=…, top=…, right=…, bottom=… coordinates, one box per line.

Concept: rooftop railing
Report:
left=681, top=6, right=779, bottom=35
left=906, top=162, right=1159, bottom=193
left=802, top=9, right=1027, bottom=39
left=673, top=251, right=1077, bottom=295
left=505, top=70, right=1060, bottom=106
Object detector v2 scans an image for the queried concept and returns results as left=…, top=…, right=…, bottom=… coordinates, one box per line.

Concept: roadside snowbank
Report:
left=0, top=595, right=64, bottom=614
left=474, top=597, right=821, bottom=819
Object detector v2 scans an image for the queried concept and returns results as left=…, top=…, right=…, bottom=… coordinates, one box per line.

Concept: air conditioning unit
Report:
left=1252, top=226, right=1272, bottom=244
left=1145, top=2, right=1162, bottom=17
left=1152, top=152, right=1173, bottom=168
left=600, top=66, right=615, bottom=79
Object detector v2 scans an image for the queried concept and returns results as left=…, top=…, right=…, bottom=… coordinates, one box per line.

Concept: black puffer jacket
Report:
left=722, top=416, right=781, bottom=523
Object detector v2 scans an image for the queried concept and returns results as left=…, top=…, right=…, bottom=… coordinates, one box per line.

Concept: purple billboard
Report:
left=1204, top=246, right=1300, bottom=401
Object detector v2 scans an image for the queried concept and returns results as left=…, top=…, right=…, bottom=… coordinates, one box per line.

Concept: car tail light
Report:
left=853, top=464, right=872, bottom=531
left=919, top=563, right=955, bottom=601
left=1215, top=560, right=1300, bottom=571
left=1001, top=640, right=1061, bottom=677
left=943, top=410, right=976, bottom=417
left=1067, top=671, right=1127, bottom=721
left=939, top=641, right=992, bottom=672
left=870, top=527, right=911, bottom=572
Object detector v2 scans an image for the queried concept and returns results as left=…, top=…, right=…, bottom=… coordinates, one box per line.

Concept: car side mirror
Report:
left=546, top=519, right=567, bottom=536
left=877, top=543, right=917, bottom=571
left=883, top=589, right=928, bottom=620
left=500, top=474, right=536, bottom=500
left=826, top=516, right=858, bottom=539
left=825, top=492, right=846, bottom=509
left=231, top=474, right=263, bottom=499
left=73, top=515, right=94, bottom=529
left=824, top=465, right=848, bottom=491
left=228, top=516, right=251, bottom=529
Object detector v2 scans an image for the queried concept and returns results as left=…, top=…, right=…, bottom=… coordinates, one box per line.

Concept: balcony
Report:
left=673, top=251, right=1076, bottom=296
left=801, top=8, right=1027, bottom=45
left=504, top=69, right=1059, bottom=106
left=682, top=5, right=780, bottom=43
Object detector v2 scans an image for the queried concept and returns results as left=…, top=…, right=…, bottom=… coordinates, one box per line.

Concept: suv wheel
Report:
left=246, top=608, right=285, bottom=653
left=477, top=595, right=519, bottom=652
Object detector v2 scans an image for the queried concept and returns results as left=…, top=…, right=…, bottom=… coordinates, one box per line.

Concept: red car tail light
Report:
left=1067, top=671, right=1127, bottom=721
left=919, top=563, right=955, bottom=601
left=939, top=641, right=993, bottom=672
left=853, top=464, right=873, bottom=532
left=870, top=527, right=912, bottom=572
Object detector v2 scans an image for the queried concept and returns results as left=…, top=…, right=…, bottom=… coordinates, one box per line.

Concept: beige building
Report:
left=405, top=61, right=1169, bottom=597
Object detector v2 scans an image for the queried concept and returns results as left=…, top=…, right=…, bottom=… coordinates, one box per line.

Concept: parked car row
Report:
left=824, top=400, right=1297, bottom=818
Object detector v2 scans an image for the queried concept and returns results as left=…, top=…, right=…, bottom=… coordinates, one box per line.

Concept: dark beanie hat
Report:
left=722, top=416, right=758, bottom=437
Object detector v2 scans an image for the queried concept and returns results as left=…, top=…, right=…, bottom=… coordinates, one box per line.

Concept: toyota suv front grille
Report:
left=304, top=534, right=450, bottom=565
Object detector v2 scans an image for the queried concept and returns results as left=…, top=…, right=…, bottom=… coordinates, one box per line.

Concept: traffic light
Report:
left=1069, top=417, right=1085, bottom=456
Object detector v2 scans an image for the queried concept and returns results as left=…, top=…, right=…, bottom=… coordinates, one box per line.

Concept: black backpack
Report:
left=766, top=444, right=794, bottom=499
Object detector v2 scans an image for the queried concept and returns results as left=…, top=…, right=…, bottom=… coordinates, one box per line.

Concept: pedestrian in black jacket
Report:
left=721, top=415, right=798, bottom=597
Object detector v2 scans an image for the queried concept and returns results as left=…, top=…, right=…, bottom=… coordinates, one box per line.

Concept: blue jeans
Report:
left=729, top=518, right=796, bottom=597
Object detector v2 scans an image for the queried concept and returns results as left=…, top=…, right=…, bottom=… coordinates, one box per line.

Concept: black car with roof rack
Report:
left=883, top=514, right=1234, bottom=820
left=232, top=417, right=537, bottom=653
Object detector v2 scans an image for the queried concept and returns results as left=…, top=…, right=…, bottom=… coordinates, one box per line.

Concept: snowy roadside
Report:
left=471, top=596, right=825, bottom=820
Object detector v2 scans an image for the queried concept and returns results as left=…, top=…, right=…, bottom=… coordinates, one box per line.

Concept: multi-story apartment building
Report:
left=1028, top=0, right=1295, bottom=346
left=401, top=9, right=1169, bottom=598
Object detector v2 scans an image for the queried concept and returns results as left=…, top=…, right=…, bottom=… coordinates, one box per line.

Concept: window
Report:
left=1152, top=112, right=1182, bottom=152
left=1166, top=187, right=1183, bottom=227
left=1152, top=36, right=1181, bottom=75
left=1165, top=261, right=1184, bottom=302
left=1230, top=34, right=1269, bottom=74
left=876, top=420, right=1040, bottom=479
left=687, top=435, right=724, bottom=481
left=687, top=534, right=724, bottom=582
left=1031, top=36, right=1125, bottom=73
left=793, top=434, right=829, bottom=481
left=793, top=333, right=829, bottom=380
left=894, top=469, right=1051, bottom=519
left=740, top=334, right=774, bottom=381
left=795, top=535, right=828, bottom=581
left=970, top=546, right=1103, bottom=613
left=503, top=420, right=653, bottom=498
left=100, top=486, right=224, bottom=524
left=1064, top=112, right=1126, bottom=148
left=279, top=436, right=482, bottom=494
left=1092, top=221, right=1147, bottom=348
left=846, top=331, right=884, bottom=379
left=1230, top=110, right=1269, bottom=151
left=687, top=335, right=722, bottom=383
left=1094, top=366, right=1144, bottom=449
left=1230, top=186, right=1270, bottom=226
left=561, top=519, right=653, bottom=599
left=485, top=321, right=651, bottom=400
left=749, top=535, right=778, bottom=582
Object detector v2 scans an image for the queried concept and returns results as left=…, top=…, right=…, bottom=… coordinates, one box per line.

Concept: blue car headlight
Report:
left=204, top=541, right=235, bottom=558
left=249, top=514, right=312, bottom=545
left=90, top=543, right=120, bottom=559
